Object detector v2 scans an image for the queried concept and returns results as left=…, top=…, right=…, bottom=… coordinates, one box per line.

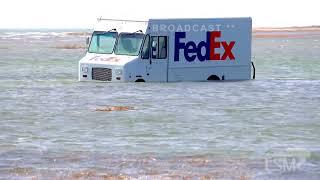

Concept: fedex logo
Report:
left=174, top=31, right=236, bottom=62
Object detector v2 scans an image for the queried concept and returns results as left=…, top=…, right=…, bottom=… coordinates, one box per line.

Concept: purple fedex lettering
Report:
left=174, top=32, right=186, bottom=61
left=175, top=32, right=208, bottom=62
left=174, top=31, right=236, bottom=62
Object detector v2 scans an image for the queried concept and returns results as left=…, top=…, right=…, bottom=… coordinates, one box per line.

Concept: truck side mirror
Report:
left=86, top=37, right=90, bottom=45
left=152, top=41, right=157, bottom=48
left=151, top=40, right=158, bottom=59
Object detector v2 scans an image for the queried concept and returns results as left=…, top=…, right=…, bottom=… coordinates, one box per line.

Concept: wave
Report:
left=0, top=31, right=91, bottom=40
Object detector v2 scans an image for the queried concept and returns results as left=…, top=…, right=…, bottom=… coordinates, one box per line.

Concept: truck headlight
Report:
left=81, top=67, right=89, bottom=73
left=115, top=69, right=122, bottom=75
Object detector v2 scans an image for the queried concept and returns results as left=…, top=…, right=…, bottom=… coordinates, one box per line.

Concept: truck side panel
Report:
left=148, top=18, right=252, bottom=81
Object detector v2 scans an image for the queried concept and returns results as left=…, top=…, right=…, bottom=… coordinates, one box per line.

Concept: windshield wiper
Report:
left=94, top=29, right=117, bottom=35
left=133, top=30, right=143, bottom=33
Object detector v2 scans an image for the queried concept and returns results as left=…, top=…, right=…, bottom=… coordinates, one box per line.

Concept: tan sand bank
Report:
left=253, top=26, right=320, bottom=38
left=95, top=106, right=134, bottom=112
left=253, top=33, right=312, bottom=38
left=65, top=32, right=92, bottom=36
left=253, top=26, right=320, bottom=33
left=52, top=44, right=86, bottom=49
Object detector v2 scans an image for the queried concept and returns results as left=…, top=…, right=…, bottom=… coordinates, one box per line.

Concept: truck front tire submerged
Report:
left=134, top=76, right=221, bottom=82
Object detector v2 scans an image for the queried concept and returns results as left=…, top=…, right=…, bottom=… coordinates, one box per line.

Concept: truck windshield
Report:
left=114, top=33, right=144, bottom=56
left=88, top=32, right=117, bottom=54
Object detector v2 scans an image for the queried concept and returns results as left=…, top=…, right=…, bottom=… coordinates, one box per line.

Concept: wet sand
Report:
left=95, top=106, right=135, bottom=112
left=1, top=153, right=257, bottom=179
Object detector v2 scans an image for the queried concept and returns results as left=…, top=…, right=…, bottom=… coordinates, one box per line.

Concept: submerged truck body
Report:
left=79, top=18, right=253, bottom=82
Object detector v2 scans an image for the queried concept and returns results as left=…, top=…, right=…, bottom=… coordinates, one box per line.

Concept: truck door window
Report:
left=141, top=35, right=150, bottom=59
left=151, top=36, right=167, bottom=59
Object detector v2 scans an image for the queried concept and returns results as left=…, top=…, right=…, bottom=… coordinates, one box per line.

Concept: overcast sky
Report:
left=0, top=0, right=319, bottom=29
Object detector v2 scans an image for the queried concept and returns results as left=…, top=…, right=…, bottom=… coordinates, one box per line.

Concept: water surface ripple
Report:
left=0, top=31, right=320, bottom=179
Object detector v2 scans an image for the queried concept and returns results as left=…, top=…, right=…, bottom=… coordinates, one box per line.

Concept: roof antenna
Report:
left=108, top=28, right=117, bottom=32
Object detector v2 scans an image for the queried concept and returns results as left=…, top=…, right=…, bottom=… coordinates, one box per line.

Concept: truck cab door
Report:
left=140, top=35, right=168, bottom=82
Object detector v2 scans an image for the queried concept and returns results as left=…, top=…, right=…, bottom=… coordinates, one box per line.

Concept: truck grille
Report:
left=92, top=68, right=112, bottom=81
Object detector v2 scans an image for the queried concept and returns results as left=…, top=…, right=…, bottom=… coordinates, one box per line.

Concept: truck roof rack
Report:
left=97, top=17, right=148, bottom=23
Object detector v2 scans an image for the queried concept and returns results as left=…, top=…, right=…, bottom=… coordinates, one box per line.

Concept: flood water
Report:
left=0, top=30, right=320, bottom=179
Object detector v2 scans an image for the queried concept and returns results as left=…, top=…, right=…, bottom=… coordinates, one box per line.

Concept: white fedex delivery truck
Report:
left=79, top=18, right=255, bottom=82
